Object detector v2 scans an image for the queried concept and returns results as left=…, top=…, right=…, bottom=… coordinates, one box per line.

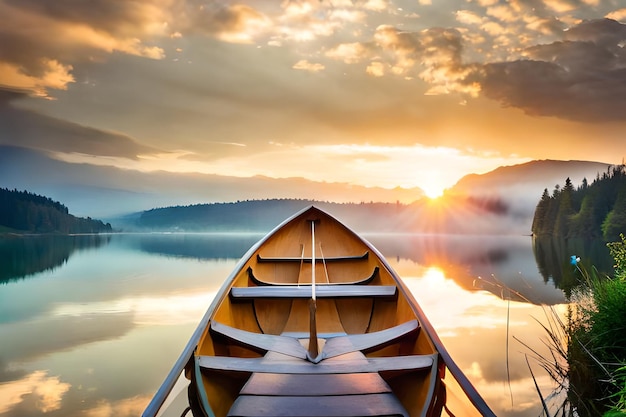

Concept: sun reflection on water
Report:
left=393, top=259, right=569, bottom=416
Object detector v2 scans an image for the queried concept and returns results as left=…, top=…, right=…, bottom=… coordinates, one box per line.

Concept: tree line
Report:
left=0, top=188, right=112, bottom=234
left=531, top=164, right=626, bottom=240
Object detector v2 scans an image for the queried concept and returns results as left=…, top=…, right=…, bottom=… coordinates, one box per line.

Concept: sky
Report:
left=1, top=0, right=626, bottom=199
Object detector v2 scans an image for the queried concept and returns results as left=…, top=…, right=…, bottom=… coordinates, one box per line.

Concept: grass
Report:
left=524, top=234, right=626, bottom=417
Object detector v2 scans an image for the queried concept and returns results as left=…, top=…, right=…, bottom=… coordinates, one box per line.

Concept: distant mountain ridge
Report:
left=448, top=159, right=611, bottom=220
left=0, top=145, right=423, bottom=218
left=129, top=198, right=520, bottom=234
left=452, top=159, right=610, bottom=191
left=0, top=145, right=613, bottom=234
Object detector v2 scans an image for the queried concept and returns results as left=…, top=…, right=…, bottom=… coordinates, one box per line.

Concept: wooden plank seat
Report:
left=210, top=320, right=420, bottom=361
left=256, top=252, right=369, bottom=263
left=230, top=284, right=396, bottom=299
left=247, top=266, right=379, bottom=286
left=197, top=354, right=436, bottom=374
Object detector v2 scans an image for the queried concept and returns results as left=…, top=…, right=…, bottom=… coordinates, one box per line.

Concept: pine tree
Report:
left=555, top=178, right=575, bottom=238
left=570, top=195, right=598, bottom=239
left=602, top=186, right=626, bottom=241
left=532, top=188, right=551, bottom=235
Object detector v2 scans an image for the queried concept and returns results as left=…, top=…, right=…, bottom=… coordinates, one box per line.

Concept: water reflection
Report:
left=0, top=234, right=110, bottom=284
left=0, top=233, right=608, bottom=417
left=368, top=234, right=567, bottom=305
left=128, top=233, right=264, bottom=260
left=532, top=236, right=614, bottom=296
left=398, top=263, right=568, bottom=416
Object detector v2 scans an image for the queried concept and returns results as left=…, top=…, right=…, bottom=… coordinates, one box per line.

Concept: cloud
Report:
left=326, top=42, right=368, bottom=64
left=456, top=10, right=484, bottom=26
left=292, top=59, right=325, bottom=72
left=373, top=25, right=481, bottom=95
left=606, top=8, right=626, bottom=21
left=474, top=18, right=626, bottom=122
left=189, top=3, right=272, bottom=44
left=0, top=59, right=74, bottom=97
left=0, top=0, right=172, bottom=97
left=0, top=93, right=162, bottom=158
left=370, top=17, right=626, bottom=122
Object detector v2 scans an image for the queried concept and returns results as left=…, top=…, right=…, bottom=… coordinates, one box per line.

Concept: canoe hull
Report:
left=143, top=206, right=495, bottom=417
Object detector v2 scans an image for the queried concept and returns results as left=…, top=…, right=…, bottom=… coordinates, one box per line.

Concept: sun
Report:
left=422, top=185, right=445, bottom=200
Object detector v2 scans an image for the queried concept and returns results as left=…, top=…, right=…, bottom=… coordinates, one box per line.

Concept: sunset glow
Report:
left=0, top=0, right=625, bottom=210
left=423, top=184, right=446, bottom=199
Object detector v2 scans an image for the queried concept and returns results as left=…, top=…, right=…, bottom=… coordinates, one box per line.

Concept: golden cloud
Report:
left=325, top=42, right=367, bottom=64
left=0, top=59, right=74, bottom=97
left=0, top=0, right=175, bottom=97
left=456, top=10, right=484, bottom=26
left=292, top=59, right=325, bottom=72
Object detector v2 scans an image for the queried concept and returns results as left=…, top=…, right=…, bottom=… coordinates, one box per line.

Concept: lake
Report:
left=0, top=232, right=613, bottom=417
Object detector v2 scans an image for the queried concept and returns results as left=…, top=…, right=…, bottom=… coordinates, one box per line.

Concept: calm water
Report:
left=0, top=233, right=613, bottom=417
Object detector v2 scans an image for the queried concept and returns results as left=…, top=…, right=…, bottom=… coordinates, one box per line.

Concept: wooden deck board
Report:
left=240, top=372, right=392, bottom=396
left=227, top=393, right=408, bottom=417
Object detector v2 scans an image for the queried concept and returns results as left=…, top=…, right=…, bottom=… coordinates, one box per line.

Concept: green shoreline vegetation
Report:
left=532, top=164, right=626, bottom=241
left=565, top=235, right=626, bottom=416
left=0, top=188, right=112, bottom=234
left=530, top=167, right=626, bottom=416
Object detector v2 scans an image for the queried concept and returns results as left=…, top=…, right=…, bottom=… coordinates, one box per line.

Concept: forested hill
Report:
left=138, top=200, right=366, bottom=231
left=135, top=195, right=518, bottom=234
left=531, top=164, right=626, bottom=241
left=0, top=188, right=112, bottom=234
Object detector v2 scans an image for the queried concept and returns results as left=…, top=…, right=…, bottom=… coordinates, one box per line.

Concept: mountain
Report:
left=122, top=198, right=519, bottom=235
left=1, top=145, right=611, bottom=234
left=0, top=145, right=423, bottom=218
left=447, top=159, right=611, bottom=220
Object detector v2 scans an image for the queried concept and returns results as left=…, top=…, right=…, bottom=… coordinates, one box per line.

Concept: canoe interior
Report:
left=176, top=206, right=488, bottom=417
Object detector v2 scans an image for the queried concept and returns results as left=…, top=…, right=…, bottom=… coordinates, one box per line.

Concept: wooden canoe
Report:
left=143, top=206, right=496, bottom=417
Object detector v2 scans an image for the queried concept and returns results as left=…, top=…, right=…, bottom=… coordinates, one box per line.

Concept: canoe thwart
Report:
left=210, top=321, right=308, bottom=359
left=197, top=353, right=436, bottom=374
left=322, top=320, right=420, bottom=359
left=230, top=284, right=396, bottom=299
left=256, top=251, right=369, bottom=263
left=210, top=320, right=420, bottom=360
left=247, top=266, right=379, bottom=286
